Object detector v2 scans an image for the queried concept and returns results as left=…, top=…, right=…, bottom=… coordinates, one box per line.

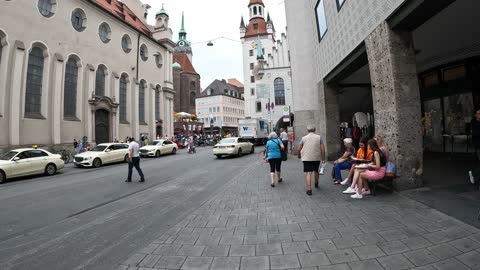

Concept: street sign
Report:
left=283, top=117, right=290, bottom=123
left=282, top=105, right=290, bottom=116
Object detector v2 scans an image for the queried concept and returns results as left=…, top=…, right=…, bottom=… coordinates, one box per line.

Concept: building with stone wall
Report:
left=196, top=80, right=245, bottom=136
left=240, top=0, right=293, bottom=128
left=0, top=0, right=177, bottom=152
left=285, top=0, right=480, bottom=189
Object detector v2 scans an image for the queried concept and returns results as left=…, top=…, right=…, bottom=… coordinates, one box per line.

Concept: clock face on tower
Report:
left=179, top=41, right=185, bottom=46
left=250, top=41, right=257, bottom=49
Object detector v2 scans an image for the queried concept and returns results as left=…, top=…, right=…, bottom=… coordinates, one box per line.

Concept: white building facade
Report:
left=240, top=0, right=294, bottom=128
left=196, top=80, right=245, bottom=136
left=0, top=0, right=176, bottom=152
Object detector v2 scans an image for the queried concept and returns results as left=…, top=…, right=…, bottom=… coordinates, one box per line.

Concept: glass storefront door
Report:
left=423, top=92, right=475, bottom=153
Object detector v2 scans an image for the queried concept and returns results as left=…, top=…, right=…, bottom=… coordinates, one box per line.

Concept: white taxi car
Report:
left=0, top=148, right=64, bottom=183
left=139, top=139, right=178, bottom=157
left=213, top=137, right=254, bottom=159
left=74, top=143, right=129, bottom=168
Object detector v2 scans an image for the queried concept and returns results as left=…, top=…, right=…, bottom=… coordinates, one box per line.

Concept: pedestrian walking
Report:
left=73, top=139, right=78, bottom=153
left=468, top=109, right=480, bottom=186
left=265, top=132, right=284, bottom=187
left=297, top=125, right=326, bottom=195
left=280, top=128, right=289, bottom=152
left=125, top=137, right=145, bottom=183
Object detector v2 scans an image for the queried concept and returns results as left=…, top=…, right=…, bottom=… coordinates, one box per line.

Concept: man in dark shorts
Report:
left=297, top=125, right=326, bottom=195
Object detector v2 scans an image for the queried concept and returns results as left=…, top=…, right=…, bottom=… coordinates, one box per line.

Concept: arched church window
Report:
left=25, top=47, right=45, bottom=115
left=139, top=80, right=146, bottom=124
left=95, top=65, right=107, bottom=96
left=253, top=6, right=257, bottom=15
left=274, top=78, right=285, bottom=105
left=64, top=57, right=79, bottom=118
left=190, top=92, right=196, bottom=106
left=119, top=74, right=128, bottom=123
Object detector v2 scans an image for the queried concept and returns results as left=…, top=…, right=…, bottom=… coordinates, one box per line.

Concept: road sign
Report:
left=283, top=116, right=290, bottom=123
left=282, top=105, right=290, bottom=116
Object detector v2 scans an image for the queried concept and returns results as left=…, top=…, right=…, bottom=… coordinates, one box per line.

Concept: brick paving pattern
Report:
left=118, top=158, right=480, bottom=270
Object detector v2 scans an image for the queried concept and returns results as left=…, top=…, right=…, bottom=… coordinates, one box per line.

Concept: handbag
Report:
left=385, top=161, right=397, bottom=177
left=272, top=139, right=287, bottom=161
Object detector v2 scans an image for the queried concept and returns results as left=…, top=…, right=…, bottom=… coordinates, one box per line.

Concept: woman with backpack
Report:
left=265, top=132, right=285, bottom=187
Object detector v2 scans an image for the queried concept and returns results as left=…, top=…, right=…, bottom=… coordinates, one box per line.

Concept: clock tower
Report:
left=240, top=0, right=276, bottom=118
left=174, top=12, right=193, bottom=62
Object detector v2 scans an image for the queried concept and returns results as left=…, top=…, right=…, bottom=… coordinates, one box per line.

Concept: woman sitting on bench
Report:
left=340, top=137, right=373, bottom=186
left=346, top=139, right=387, bottom=199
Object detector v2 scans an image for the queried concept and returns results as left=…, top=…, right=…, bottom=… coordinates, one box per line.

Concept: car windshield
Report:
left=0, top=151, right=18, bottom=160
left=92, top=145, right=108, bottom=152
left=220, top=138, right=236, bottom=144
left=149, top=140, right=163, bottom=146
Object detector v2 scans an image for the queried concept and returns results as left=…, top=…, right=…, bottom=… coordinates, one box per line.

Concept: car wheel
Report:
left=172, top=148, right=177, bottom=154
left=45, top=163, right=57, bottom=176
left=216, top=155, right=222, bottom=159
left=155, top=151, right=161, bottom=158
left=0, top=170, right=6, bottom=184
left=238, top=148, right=243, bottom=157
left=250, top=146, right=255, bottom=154
left=93, top=158, right=102, bottom=168
left=124, top=154, right=129, bottom=163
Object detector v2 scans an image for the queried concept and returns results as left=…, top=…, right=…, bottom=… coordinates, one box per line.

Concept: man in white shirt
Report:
left=126, top=137, right=145, bottom=182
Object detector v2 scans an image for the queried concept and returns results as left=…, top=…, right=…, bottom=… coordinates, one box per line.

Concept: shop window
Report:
left=63, top=57, right=79, bottom=119
left=315, top=0, right=328, bottom=41
left=422, top=71, right=439, bottom=88
left=442, top=65, right=466, bottom=82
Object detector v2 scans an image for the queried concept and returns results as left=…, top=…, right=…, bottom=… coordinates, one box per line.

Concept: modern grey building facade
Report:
left=285, top=0, right=480, bottom=189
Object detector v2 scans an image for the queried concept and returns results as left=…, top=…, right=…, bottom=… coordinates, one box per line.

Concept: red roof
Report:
left=244, top=19, right=269, bottom=38
left=94, top=0, right=151, bottom=36
left=249, top=0, right=265, bottom=7
left=173, top=54, right=198, bottom=75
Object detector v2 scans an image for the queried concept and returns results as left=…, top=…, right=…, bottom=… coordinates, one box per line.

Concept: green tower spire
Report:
left=179, top=12, right=186, bottom=34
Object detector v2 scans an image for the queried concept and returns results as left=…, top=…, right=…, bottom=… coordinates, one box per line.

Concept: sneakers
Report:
left=306, top=190, right=312, bottom=195
left=340, top=178, right=351, bottom=186
left=469, top=171, right=475, bottom=185
left=343, top=187, right=356, bottom=194
left=350, top=193, right=363, bottom=199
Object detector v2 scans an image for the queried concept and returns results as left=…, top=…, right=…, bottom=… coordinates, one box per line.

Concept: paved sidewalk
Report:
left=118, top=157, right=480, bottom=270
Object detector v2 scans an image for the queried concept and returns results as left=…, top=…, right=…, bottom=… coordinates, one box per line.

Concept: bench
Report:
left=368, top=176, right=396, bottom=196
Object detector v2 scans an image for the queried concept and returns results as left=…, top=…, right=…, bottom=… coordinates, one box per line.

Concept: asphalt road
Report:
left=0, top=146, right=259, bottom=270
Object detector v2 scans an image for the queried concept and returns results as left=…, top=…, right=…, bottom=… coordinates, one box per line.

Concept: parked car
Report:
left=0, top=148, right=64, bottom=183
left=74, top=143, right=129, bottom=168
left=139, top=139, right=178, bottom=157
left=213, top=137, right=254, bottom=159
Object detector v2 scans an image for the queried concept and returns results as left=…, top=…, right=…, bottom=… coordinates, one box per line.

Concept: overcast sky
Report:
left=142, top=0, right=287, bottom=90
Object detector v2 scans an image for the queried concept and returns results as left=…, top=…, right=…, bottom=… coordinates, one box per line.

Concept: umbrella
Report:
left=175, top=112, right=192, bottom=117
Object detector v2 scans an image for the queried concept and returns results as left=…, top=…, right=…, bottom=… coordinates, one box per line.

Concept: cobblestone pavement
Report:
left=118, top=158, right=480, bottom=270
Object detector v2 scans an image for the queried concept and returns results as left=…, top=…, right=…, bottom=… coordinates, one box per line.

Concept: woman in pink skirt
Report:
left=350, top=139, right=387, bottom=199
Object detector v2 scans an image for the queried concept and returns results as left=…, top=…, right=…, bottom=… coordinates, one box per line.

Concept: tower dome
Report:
left=172, top=62, right=182, bottom=70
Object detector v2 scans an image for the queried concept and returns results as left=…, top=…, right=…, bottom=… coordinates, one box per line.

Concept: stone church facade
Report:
left=0, top=0, right=176, bottom=152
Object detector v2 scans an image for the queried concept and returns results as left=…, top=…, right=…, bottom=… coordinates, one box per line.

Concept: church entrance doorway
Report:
left=95, top=109, right=110, bottom=144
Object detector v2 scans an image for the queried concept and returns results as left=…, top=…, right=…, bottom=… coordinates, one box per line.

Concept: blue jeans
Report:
left=334, top=161, right=352, bottom=181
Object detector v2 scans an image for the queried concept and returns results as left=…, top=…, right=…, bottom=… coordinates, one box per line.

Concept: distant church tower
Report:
left=240, top=0, right=276, bottom=118
left=174, top=12, right=193, bottom=62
